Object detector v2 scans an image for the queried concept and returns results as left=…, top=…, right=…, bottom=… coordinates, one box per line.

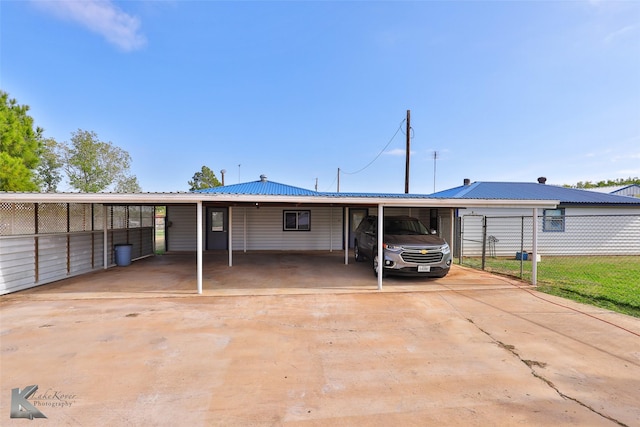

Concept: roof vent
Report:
left=260, top=174, right=268, bottom=182
left=537, top=177, right=547, bottom=184
left=463, top=178, right=471, bottom=186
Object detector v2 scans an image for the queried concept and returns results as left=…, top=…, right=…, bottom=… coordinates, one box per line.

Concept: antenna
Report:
left=433, top=151, right=438, bottom=193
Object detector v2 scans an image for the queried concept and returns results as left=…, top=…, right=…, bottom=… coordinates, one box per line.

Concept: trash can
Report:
left=114, top=244, right=133, bottom=266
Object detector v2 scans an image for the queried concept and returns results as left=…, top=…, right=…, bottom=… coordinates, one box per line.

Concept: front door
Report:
left=206, top=207, right=228, bottom=250
left=349, top=208, right=368, bottom=248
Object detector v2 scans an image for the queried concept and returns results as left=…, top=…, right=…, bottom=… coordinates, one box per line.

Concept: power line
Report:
left=342, top=118, right=407, bottom=176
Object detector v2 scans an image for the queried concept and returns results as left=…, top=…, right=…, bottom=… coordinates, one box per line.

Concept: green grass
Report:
left=459, top=256, right=640, bottom=317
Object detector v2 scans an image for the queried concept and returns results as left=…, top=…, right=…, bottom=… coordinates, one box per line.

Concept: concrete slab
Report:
left=1, top=253, right=639, bottom=426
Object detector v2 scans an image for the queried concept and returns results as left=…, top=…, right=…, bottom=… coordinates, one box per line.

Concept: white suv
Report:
left=354, top=215, right=452, bottom=278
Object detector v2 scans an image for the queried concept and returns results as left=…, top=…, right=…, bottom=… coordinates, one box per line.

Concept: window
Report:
left=283, top=210, right=310, bottom=231
left=543, top=208, right=565, bottom=232
left=211, top=211, right=224, bottom=231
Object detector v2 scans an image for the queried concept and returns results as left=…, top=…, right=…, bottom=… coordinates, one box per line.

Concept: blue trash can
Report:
left=515, top=251, right=528, bottom=261
left=114, top=244, right=133, bottom=266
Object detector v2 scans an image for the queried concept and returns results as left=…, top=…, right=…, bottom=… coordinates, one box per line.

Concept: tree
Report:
left=0, top=91, right=42, bottom=191
left=188, top=166, right=221, bottom=191
left=115, top=175, right=142, bottom=193
left=565, top=177, right=640, bottom=188
left=61, top=129, right=138, bottom=192
left=35, top=137, right=63, bottom=192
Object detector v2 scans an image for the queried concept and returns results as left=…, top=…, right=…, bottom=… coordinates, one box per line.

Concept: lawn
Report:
left=459, top=256, right=640, bottom=317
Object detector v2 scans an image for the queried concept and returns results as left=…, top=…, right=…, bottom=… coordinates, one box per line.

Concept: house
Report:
left=584, top=184, right=640, bottom=198
left=430, top=177, right=640, bottom=257
left=1, top=175, right=562, bottom=295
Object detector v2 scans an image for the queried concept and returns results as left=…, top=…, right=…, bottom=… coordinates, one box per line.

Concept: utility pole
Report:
left=315, top=178, right=318, bottom=191
left=337, top=168, right=340, bottom=193
left=405, top=110, right=411, bottom=194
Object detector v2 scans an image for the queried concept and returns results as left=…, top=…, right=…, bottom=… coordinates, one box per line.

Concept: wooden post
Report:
left=405, top=110, right=411, bottom=193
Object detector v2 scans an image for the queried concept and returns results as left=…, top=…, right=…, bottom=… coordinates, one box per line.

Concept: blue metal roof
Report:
left=196, top=178, right=640, bottom=205
left=196, top=179, right=438, bottom=198
left=430, top=182, right=640, bottom=205
left=320, top=191, right=434, bottom=199
left=196, top=180, right=319, bottom=196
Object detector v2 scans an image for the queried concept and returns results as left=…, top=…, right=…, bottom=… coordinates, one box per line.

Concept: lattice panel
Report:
left=112, top=206, right=127, bottom=229
left=128, top=206, right=141, bottom=228
left=93, top=204, right=104, bottom=230
left=0, top=202, right=36, bottom=235
left=38, top=203, right=68, bottom=233
left=69, top=203, right=92, bottom=232
left=141, top=206, right=154, bottom=227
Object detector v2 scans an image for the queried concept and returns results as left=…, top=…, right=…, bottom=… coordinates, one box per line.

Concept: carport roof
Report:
left=0, top=179, right=560, bottom=208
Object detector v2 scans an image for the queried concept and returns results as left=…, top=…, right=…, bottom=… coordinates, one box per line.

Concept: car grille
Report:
left=400, top=250, right=443, bottom=264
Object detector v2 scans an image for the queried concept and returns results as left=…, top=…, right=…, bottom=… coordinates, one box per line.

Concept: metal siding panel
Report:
left=38, top=235, right=68, bottom=283
left=141, top=228, right=154, bottom=256
left=167, top=205, right=197, bottom=251
left=231, top=206, right=343, bottom=251
left=0, top=237, right=36, bottom=294
left=69, top=233, right=93, bottom=275
left=129, top=229, right=142, bottom=259
left=94, top=233, right=104, bottom=267
left=461, top=215, right=484, bottom=257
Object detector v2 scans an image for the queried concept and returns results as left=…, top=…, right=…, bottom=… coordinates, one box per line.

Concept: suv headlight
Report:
left=383, top=243, right=402, bottom=251
left=441, top=243, right=451, bottom=254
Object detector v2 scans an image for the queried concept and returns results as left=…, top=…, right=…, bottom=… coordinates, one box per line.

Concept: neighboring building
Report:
left=584, top=184, right=640, bottom=198
left=430, top=178, right=640, bottom=257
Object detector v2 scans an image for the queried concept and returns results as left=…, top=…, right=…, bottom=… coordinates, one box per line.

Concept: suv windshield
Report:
left=384, top=219, right=429, bottom=235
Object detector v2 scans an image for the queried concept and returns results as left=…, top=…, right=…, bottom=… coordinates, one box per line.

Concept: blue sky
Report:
left=2, top=0, right=639, bottom=193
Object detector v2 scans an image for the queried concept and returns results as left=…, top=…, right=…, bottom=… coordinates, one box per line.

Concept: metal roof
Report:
left=430, top=182, right=640, bottom=205
left=197, top=180, right=319, bottom=196
left=0, top=179, right=560, bottom=208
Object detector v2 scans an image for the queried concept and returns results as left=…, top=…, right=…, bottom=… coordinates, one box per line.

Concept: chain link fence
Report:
left=456, top=214, right=640, bottom=315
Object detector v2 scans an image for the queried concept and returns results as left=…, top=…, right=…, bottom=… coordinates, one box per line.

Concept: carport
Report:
left=0, top=182, right=559, bottom=295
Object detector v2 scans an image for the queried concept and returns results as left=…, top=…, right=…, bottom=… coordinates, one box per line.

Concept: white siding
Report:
left=0, top=237, right=36, bottom=294
left=69, top=233, right=94, bottom=275
left=38, top=234, right=69, bottom=283
left=460, top=207, right=640, bottom=256
left=231, top=206, right=344, bottom=251
left=167, top=205, right=198, bottom=251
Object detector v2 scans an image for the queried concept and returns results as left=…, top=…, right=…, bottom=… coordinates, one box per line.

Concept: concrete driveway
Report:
left=1, top=252, right=639, bottom=426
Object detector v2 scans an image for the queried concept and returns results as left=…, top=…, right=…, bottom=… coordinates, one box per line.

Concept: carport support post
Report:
left=197, top=201, right=203, bottom=294
left=103, top=205, right=108, bottom=269
left=377, top=204, right=384, bottom=290
left=532, top=208, right=538, bottom=286
left=344, top=207, right=349, bottom=265
left=228, top=206, right=233, bottom=267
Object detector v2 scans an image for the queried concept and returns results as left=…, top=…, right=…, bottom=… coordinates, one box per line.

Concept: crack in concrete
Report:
left=466, top=318, right=629, bottom=427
